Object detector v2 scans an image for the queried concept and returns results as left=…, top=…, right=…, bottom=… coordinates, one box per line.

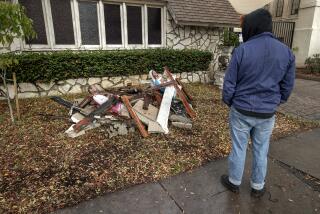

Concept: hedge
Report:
left=305, top=54, right=320, bottom=74
left=4, top=49, right=213, bottom=83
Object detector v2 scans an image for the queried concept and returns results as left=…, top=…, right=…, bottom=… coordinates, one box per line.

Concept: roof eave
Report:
left=177, top=20, right=240, bottom=28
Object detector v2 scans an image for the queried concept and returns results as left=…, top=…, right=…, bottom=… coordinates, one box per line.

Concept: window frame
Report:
left=146, top=5, right=165, bottom=48
left=76, top=0, right=102, bottom=49
left=20, top=0, right=52, bottom=50
left=19, top=0, right=166, bottom=51
left=275, top=0, right=284, bottom=17
left=49, top=0, right=78, bottom=49
left=124, top=3, right=145, bottom=49
left=102, top=2, right=125, bottom=49
left=290, top=0, right=300, bottom=15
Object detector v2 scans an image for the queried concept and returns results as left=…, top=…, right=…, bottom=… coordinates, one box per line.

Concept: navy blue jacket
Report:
left=222, top=32, right=295, bottom=113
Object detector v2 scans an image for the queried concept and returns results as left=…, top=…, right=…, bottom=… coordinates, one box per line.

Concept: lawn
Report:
left=0, top=83, right=318, bottom=213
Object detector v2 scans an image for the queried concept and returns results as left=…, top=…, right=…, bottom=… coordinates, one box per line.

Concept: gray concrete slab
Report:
left=55, top=183, right=181, bottom=214
left=269, top=128, right=320, bottom=179
left=161, top=154, right=320, bottom=214
left=278, top=79, right=320, bottom=121
left=161, top=159, right=227, bottom=198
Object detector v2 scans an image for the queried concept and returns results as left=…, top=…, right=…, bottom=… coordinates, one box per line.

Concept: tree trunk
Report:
left=1, top=70, right=15, bottom=123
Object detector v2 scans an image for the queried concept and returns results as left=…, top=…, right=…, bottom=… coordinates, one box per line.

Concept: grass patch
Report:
left=0, top=83, right=318, bottom=213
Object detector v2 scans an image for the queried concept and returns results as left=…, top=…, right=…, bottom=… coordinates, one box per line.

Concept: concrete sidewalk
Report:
left=278, top=79, right=320, bottom=121
left=55, top=129, right=320, bottom=214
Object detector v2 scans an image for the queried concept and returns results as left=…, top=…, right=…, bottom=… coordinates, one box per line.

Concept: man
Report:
left=221, top=9, right=295, bottom=198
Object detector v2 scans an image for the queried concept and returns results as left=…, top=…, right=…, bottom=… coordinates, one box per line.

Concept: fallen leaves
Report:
left=0, top=83, right=318, bottom=213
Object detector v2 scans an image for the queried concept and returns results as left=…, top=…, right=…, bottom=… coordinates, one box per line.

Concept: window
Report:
left=79, top=1, right=100, bottom=45
left=127, top=6, right=143, bottom=45
left=104, top=4, right=122, bottom=45
left=18, top=0, right=165, bottom=50
left=19, top=0, right=47, bottom=44
left=148, top=7, right=162, bottom=45
left=291, top=0, right=300, bottom=15
left=275, top=0, right=284, bottom=17
left=50, top=0, right=75, bottom=45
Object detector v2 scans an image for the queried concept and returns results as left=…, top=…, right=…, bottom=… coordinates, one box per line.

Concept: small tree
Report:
left=0, top=2, right=35, bottom=122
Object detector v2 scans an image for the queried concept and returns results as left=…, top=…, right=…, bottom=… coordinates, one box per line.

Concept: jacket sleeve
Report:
left=222, top=48, right=240, bottom=107
left=280, top=51, right=295, bottom=104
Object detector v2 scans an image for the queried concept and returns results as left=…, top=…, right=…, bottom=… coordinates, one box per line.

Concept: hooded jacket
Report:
left=222, top=9, right=295, bottom=116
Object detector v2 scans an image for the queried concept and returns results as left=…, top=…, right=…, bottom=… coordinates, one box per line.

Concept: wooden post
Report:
left=13, top=72, right=20, bottom=120
left=121, top=95, right=149, bottom=138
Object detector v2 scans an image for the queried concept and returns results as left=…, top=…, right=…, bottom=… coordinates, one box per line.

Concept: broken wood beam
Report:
left=154, top=91, right=163, bottom=107
left=78, top=95, right=93, bottom=108
left=121, top=95, right=149, bottom=138
left=73, top=96, right=117, bottom=132
left=144, top=80, right=175, bottom=92
left=164, top=67, right=196, bottom=118
left=176, top=78, right=193, bottom=102
left=143, top=94, right=151, bottom=110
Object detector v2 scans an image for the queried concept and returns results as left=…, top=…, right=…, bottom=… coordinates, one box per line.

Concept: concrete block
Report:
left=172, top=122, right=192, bottom=130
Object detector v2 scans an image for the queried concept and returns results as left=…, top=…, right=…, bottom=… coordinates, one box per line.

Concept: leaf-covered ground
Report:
left=0, top=84, right=318, bottom=213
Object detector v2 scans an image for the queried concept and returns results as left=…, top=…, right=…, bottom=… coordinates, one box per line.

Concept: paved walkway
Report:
left=55, top=129, right=320, bottom=214
left=278, top=79, right=320, bottom=120
left=269, top=128, right=320, bottom=179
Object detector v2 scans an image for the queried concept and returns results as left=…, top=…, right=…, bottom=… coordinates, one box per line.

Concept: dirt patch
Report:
left=0, top=84, right=318, bottom=213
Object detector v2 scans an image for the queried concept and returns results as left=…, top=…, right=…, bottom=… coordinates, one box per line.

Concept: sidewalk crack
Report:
left=211, top=190, right=227, bottom=197
left=269, top=156, right=320, bottom=192
left=158, top=182, right=185, bottom=213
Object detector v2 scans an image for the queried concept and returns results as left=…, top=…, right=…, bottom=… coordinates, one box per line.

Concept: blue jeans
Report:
left=228, top=107, right=275, bottom=190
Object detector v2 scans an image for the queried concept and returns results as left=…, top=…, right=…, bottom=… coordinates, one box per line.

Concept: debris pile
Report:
left=50, top=67, right=195, bottom=138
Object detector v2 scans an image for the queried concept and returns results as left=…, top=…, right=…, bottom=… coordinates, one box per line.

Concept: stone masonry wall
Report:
left=166, top=12, right=223, bottom=76
left=1, top=71, right=210, bottom=99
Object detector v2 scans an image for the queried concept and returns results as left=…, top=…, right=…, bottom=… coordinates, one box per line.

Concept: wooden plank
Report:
left=164, top=67, right=196, bottom=118
left=121, top=95, right=149, bottom=138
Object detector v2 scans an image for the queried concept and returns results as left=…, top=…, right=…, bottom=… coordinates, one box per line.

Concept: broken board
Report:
left=156, top=86, right=176, bottom=134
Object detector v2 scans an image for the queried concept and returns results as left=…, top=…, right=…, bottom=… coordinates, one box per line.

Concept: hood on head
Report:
left=242, top=9, right=272, bottom=42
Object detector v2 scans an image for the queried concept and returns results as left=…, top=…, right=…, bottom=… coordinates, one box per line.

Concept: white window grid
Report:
left=19, top=0, right=166, bottom=51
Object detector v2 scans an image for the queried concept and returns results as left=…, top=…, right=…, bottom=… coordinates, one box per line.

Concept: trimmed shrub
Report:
left=305, top=54, right=320, bottom=74
left=3, top=49, right=212, bottom=83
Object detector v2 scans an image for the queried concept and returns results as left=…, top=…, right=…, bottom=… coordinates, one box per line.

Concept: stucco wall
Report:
left=268, top=0, right=299, bottom=21
left=267, top=0, right=320, bottom=66
left=292, top=0, right=320, bottom=65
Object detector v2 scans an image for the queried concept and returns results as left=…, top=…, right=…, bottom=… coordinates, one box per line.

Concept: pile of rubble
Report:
left=51, top=67, right=195, bottom=138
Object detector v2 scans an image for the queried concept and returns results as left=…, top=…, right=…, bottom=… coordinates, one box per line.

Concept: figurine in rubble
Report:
left=221, top=9, right=295, bottom=198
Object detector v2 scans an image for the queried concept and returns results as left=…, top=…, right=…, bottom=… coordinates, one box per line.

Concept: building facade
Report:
left=266, top=0, right=320, bottom=66
left=1, top=0, right=240, bottom=99
left=11, top=0, right=238, bottom=53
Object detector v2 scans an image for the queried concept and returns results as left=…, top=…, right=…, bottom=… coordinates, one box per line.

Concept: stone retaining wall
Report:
left=1, top=71, right=212, bottom=99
